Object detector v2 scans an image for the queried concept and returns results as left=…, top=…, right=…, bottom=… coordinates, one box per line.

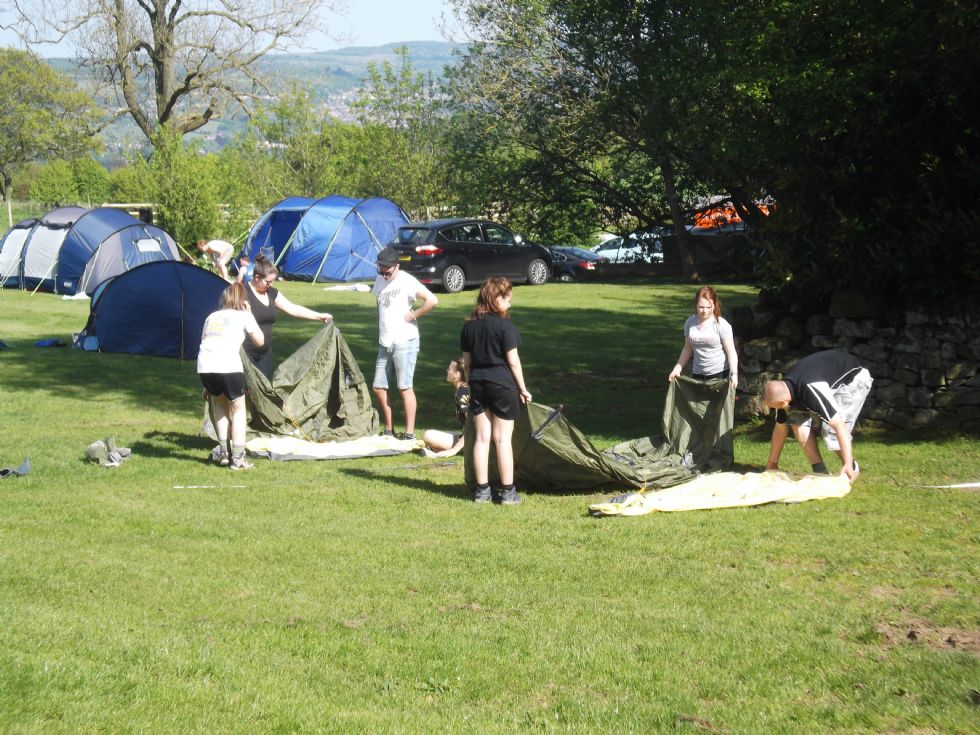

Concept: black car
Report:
left=386, top=219, right=552, bottom=293
left=550, top=246, right=608, bottom=282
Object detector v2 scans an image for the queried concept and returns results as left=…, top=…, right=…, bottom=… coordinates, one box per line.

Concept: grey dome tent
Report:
left=6, top=206, right=89, bottom=291
left=0, top=218, right=38, bottom=288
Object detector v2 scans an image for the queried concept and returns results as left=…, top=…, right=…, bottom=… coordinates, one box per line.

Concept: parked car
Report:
left=592, top=228, right=669, bottom=264
left=386, top=219, right=552, bottom=293
left=550, top=246, right=608, bottom=282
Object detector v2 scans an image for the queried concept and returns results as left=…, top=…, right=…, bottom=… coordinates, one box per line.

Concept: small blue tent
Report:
left=243, top=195, right=409, bottom=282
left=77, top=222, right=179, bottom=295
left=82, top=261, right=227, bottom=359
left=56, top=207, right=143, bottom=294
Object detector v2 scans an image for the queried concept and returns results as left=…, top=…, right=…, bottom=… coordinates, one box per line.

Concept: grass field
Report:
left=1, top=280, right=977, bottom=733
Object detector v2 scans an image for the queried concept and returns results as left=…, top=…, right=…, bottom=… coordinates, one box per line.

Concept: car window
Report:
left=483, top=225, right=515, bottom=246
left=552, top=251, right=567, bottom=263
left=447, top=224, right=482, bottom=243
left=395, top=228, right=431, bottom=244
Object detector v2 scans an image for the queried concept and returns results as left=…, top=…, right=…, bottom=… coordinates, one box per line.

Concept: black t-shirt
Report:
left=777, top=350, right=864, bottom=423
left=244, top=283, right=278, bottom=358
left=460, top=314, right=522, bottom=389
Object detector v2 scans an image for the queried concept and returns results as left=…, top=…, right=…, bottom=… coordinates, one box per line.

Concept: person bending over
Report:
left=763, top=350, right=873, bottom=483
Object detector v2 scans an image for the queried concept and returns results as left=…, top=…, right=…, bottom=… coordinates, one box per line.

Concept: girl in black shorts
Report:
left=460, top=278, right=532, bottom=504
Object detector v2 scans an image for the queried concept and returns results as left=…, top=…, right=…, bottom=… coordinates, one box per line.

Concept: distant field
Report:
left=0, top=280, right=977, bottom=733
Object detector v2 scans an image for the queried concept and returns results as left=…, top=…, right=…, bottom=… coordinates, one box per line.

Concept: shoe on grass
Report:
left=496, top=485, right=521, bottom=505
left=229, top=455, right=253, bottom=471
left=473, top=484, right=492, bottom=503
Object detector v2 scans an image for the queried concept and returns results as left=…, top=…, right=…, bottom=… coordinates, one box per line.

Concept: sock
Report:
left=811, top=462, right=828, bottom=474
left=232, top=443, right=246, bottom=460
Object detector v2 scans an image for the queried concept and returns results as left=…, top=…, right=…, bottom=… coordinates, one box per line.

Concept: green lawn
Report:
left=0, top=281, right=977, bottom=733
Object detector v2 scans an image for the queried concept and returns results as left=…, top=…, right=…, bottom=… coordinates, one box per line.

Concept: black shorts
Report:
left=200, top=372, right=247, bottom=401
left=469, top=380, right=521, bottom=421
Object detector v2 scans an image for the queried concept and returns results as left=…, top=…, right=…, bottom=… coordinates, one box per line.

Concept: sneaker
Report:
left=496, top=485, right=521, bottom=505
left=381, top=429, right=394, bottom=437
left=210, top=445, right=230, bottom=466
left=229, top=455, right=253, bottom=471
left=473, top=484, right=492, bottom=503
left=397, top=431, right=416, bottom=441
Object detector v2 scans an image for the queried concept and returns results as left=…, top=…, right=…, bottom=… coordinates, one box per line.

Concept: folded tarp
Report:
left=588, top=471, right=852, bottom=515
left=243, top=322, right=380, bottom=443
left=246, top=433, right=420, bottom=461
left=464, top=375, right=734, bottom=492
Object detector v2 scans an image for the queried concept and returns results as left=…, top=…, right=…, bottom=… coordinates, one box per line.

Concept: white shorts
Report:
left=785, top=368, right=873, bottom=451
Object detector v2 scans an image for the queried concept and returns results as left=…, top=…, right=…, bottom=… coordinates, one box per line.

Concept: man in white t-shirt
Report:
left=372, top=246, right=438, bottom=440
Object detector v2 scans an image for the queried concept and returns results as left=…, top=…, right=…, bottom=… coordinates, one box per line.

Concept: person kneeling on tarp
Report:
left=763, top=350, right=873, bottom=483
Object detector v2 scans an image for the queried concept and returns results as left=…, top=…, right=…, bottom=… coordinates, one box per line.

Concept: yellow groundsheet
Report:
left=246, top=434, right=422, bottom=461
left=589, top=470, right=851, bottom=516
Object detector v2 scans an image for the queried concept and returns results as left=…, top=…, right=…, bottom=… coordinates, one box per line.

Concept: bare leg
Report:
left=229, top=395, right=248, bottom=447
left=213, top=396, right=230, bottom=447
left=472, top=411, right=493, bottom=486
left=401, top=387, right=417, bottom=434
left=792, top=424, right=824, bottom=466
left=492, top=415, right=516, bottom=486
left=373, top=387, right=393, bottom=432
left=423, top=429, right=456, bottom=452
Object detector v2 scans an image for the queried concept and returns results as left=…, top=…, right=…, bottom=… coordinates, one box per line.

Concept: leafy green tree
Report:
left=107, top=165, right=148, bottom=203
left=71, top=157, right=110, bottom=205
left=0, top=48, right=100, bottom=218
left=28, top=160, right=77, bottom=205
left=139, top=128, right=221, bottom=248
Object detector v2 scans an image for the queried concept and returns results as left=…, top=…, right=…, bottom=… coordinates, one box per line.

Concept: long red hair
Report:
left=468, top=277, right=512, bottom=320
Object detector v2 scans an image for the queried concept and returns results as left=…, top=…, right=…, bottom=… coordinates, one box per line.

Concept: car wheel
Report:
left=442, top=265, right=466, bottom=293
left=527, top=259, right=549, bottom=285
left=557, top=272, right=574, bottom=283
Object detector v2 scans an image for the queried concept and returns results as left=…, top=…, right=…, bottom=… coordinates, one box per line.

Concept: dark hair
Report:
left=447, top=356, right=466, bottom=382
left=695, top=286, right=721, bottom=318
left=253, top=253, right=277, bottom=280
left=468, top=277, right=512, bottom=320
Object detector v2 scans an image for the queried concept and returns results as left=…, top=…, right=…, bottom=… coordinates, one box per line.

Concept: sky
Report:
left=0, top=0, right=457, bottom=57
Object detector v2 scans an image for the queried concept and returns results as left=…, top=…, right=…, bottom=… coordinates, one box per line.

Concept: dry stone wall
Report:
left=731, top=292, right=980, bottom=432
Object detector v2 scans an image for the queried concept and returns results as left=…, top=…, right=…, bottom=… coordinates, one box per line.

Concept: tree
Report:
left=8, top=0, right=343, bottom=142
left=71, top=157, right=110, bottom=204
left=0, top=48, right=100, bottom=222
left=29, top=160, right=77, bottom=204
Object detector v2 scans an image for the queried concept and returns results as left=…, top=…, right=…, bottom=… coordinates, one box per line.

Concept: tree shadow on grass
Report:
left=133, top=430, right=212, bottom=461
left=340, top=466, right=470, bottom=502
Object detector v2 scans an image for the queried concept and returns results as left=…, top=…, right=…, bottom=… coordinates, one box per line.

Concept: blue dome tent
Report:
left=80, top=261, right=227, bottom=360
left=55, top=207, right=144, bottom=294
left=243, top=195, right=409, bottom=282
left=76, top=222, right=179, bottom=295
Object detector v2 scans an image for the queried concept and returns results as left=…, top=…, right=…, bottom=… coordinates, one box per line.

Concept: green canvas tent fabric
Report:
left=464, top=375, right=734, bottom=491
left=242, top=322, right=380, bottom=442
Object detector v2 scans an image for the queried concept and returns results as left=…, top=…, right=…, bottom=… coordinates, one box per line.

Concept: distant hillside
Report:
left=48, top=41, right=465, bottom=161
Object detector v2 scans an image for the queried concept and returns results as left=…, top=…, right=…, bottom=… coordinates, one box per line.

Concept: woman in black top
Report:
left=421, top=357, right=470, bottom=458
left=460, top=277, right=532, bottom=505
left=244, top=254, right=333, bottom=378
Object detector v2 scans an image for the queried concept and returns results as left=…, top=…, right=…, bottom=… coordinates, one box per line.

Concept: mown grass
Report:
left=0, top=280, right=977, bottom=734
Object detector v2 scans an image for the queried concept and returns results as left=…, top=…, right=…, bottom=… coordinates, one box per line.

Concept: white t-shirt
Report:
left=197, top=308, right=261, bottom=374
left=684, top=315, right=734, bottom=375
left=373, top=271, right=431, bottom=347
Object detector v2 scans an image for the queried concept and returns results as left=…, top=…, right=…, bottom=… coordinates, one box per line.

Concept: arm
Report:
left=273, top=291, right=332, bottom=322
left=668, top=339, right=693, bottom=381
left=722, top=336, right=739, bottom=385
left=767, top=421, right=790, bottom=470
left=505, top=348, right=532, bottom=404
left=828, top=414, right=858, bottom=482
left=406, top=287, right=438, bottom=322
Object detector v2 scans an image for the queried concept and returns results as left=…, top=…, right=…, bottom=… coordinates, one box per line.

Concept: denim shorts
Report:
left=373, top=339, right=419, bottom=391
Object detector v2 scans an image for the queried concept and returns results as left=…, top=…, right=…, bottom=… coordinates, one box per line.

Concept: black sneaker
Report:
left=496, top=485, right=521, bottom=505
left=397, top=431, right=416, bottom=441
left=473, top=484, right=492, bottom=503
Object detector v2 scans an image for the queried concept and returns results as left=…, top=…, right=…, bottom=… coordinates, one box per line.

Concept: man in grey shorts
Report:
left=763, top=350, right=873, bottom=483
